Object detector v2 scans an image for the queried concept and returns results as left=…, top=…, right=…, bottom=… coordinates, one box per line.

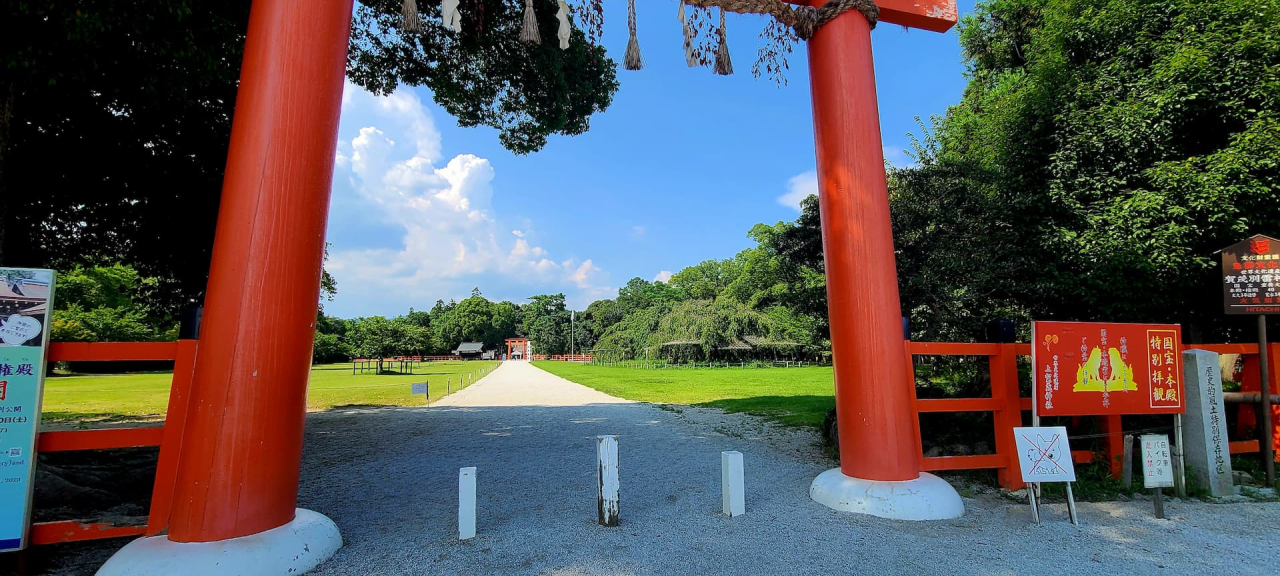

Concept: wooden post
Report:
left=458, top=467, right=476, bottom=540
left=1259, top=315, right=1274, bottom=486
left=596, top=435, right=620, bottom=527
left=1153, top=487, right=1164, bottom=519
left=165, top=0, right=354, bottom=543
left=1173, top=414, right=1187, bottom=498
left=1122, top=434, right=1134, bottom=489
left=721, top=451, right=746, bottom=517
left=990, top=344, right=1024, bottom=490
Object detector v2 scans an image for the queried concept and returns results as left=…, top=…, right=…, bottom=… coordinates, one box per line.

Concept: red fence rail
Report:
left=912, top=341, right=1278, bottom=490
left=533, top=354, right=594, bottom=362
left=31, top=340, right=197, bottom=545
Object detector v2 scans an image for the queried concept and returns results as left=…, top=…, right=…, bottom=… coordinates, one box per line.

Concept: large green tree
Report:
left=1, top=1, right=618, bottom=317
left=892, top=0, right=1280, bottom=340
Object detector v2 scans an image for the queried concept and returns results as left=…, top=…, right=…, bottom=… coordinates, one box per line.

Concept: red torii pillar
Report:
left=101, top=1, right=962, bottom=573
left=99, top=0, right=354, bottom=573
left=799, top=0, right=965, bottom=519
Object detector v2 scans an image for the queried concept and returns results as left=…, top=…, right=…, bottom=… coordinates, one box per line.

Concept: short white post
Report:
left=458, top=467, right=476, bottom=540
left=721, top=451, right=745, bottom=517
left=596, top=435, right=620, bottom=527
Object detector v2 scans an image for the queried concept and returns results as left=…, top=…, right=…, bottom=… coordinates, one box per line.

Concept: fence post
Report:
left=1103, top=415, right=1124, bottom=479
left=990, top=343, right=1025, bottom=490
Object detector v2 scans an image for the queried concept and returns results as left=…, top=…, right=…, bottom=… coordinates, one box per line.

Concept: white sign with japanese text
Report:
left=1141, top=434, right=1174, bottom=489
left=1014, top=426, right=1077, bottom=483
left=411, top=382, right=428, bottom=395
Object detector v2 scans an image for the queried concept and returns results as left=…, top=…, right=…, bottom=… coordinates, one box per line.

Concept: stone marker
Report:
left=1181, top=350, right=1234, bottom=496
left=722, top=451, right=746, bottom=517
left=459, top=467, right=477, bottom=539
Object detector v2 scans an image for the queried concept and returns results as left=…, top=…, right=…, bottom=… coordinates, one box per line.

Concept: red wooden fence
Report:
left=27, top=339, right=1276, bottom=545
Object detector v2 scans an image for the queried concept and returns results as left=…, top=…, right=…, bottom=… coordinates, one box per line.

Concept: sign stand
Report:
left=1219, top=234, right=1278, bottom=487
left=1140, top=434, right=1175, bottom=519
left=1015, top=426, right=1078, bottom=526
left=1172, top=414, right=1187, bottom=498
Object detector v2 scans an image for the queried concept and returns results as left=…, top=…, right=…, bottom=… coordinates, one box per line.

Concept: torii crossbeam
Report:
left=97, top=1, right=960, bottom=575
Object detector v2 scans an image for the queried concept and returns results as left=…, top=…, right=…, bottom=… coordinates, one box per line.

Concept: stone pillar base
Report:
left=810, top=469, right=965, bottom=520
left=96, top=509, right=341, bottom=576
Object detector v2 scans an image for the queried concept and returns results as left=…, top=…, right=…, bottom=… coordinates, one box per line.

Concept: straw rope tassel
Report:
left=442, top=0, right=463, bottom=32
left=521, top=0, right=541, bottom=44
left=624, top=0, right=643, bottom=70
left=556, top=0, right=572, bottom=50
left=713, top=9, right=733, bottom=75
left=679, top=2, right=697, bottom=67
left=402, top=0, right=422, bottom=32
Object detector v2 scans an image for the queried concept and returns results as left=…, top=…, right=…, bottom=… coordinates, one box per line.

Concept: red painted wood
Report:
left=910, top=342, right=1002, bottom=356
left=166, top=0, right=355, bottom=543
left=916, top=398, right=1002, bottom=412
left=990, top=344, right=1025, bottom=489
left=1230, top=440, right=1260, bottom=454
left=146, top=339, right=198, bottom=536
left=29, top=521, right=147, bottom=545
left=922, top=454, right=1004, bottom=471
left=38, top=428, right=164, bottom=452
left=809, top=8, right=919, bottom=482
left=788, top=0, right=958, bottom=33
left=47, top=341, right=180, bottom=362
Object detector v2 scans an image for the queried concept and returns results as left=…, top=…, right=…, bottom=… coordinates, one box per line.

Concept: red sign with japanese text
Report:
left=1032, top=321, right=1185, bottom=416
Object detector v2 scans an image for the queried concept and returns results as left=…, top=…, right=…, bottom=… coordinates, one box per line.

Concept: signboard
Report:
left=0, top=268, right=55, bottom=553
left=1032, top=321, right=1185, bottom=416
left=410, top=382, right=428, bottom=395
left=1014, top=426, right=1077, bottom=483
left=1140, top=434, right=1174, bottom=489
left=1220, top=234, right=1280, bottom=315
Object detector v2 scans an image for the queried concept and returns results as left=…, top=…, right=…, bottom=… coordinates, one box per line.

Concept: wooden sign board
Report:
left=411, top=382, right=428, bottom=395
left=1033, top=321, right=1186, bottom=417
left=0, top=268, right=55, bottom=553
left=1220, top=234, right=1280, bottom=315
left=1141, top=434, right=1175, bottom=489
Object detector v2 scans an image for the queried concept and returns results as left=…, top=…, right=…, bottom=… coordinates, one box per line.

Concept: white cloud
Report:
left=883, top=145, right=912, bottom=168
left=777, top=170, right=818, bottom=212
left=327, top=83, right=609, bottom=309
left=653, top=270, right=673, bottom=283
left=630, top=225, right=646, bottom=239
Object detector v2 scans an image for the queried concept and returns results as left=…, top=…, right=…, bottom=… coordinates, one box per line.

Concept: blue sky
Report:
left=324, top=2, right=977, bottom=317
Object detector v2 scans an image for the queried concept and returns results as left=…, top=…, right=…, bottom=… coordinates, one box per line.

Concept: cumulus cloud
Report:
left=326, top=83, right=609, bottom=309
left=653, top=270, right=673, bottom=283
left=630, top=225, right=646, bottom=240
left=777, top=170, right=818, bottom=212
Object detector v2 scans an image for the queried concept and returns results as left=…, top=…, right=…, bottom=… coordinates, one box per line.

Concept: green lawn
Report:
left=40, top=361, right=500, bottom=424
left=533, top=361, right=837, bottom=428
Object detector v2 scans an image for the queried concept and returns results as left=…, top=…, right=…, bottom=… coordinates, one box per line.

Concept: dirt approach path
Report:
left=298, top=361, right=1279, bottom=576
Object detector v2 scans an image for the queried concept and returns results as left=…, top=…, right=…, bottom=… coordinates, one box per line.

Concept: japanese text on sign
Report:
left=1221, top=235, right=1280, bottom=315
left=1033, top=322, right=1185, bottom=416
left=1140, top=434, right=1174, bottom=489
left=0, top=268, right=55, bottom=553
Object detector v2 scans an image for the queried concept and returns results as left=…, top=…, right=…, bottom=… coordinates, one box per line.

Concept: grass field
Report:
left=40, top=360, right=500, bottom=424
left=532, top=362, right=836, bottom=428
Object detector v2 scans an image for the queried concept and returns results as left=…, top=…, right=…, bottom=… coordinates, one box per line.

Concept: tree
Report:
left=344, top=316, right=431, bottom=360
left=1, top=1, right=619, bottom=320
left=50, top=264, right=172, bottom=342
left=522, top=293, right=571, bottom=354
left=891, top=0, right=1280, bottom=339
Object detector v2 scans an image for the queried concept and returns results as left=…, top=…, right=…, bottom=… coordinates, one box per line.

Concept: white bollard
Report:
left=722, top=451, right=745, bottom=517
left=596, top=435, right=620, bottom=527
left=458, top=467, right=476, bottom=540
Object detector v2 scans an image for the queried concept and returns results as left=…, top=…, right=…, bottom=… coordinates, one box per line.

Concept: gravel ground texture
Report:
left=299, top=361, right=1280, bottom=576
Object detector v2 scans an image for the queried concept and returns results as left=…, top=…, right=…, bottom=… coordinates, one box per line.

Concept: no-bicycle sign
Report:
left=1014, top=426, right=1077, bottom=483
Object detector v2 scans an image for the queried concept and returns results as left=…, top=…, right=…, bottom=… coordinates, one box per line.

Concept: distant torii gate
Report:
left=98, top=1, right=960, bottom=574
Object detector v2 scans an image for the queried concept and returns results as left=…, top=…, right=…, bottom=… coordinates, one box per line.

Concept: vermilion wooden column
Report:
left=167, top=0, right=354, bottom=542
left=808, top=8, right=920, bottom=482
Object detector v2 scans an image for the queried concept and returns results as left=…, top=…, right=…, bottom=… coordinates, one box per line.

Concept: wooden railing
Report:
left=31, top=340, right=197, bottom=545
left=911, top=341, right=1278, bottom=490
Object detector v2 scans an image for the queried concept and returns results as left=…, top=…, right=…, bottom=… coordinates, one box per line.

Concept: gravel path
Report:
left=299, top=361, right=1280, bottom=576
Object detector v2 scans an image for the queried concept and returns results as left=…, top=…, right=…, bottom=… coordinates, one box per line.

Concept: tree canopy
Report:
left=0, top=0, right=619, bottom=317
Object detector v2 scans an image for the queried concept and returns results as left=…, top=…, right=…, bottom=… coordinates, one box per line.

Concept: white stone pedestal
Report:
left=810, top=469, right=965, bottom=520
left=96, top=508, right=341, bottom=576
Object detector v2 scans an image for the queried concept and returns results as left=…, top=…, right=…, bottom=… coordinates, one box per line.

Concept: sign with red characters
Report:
left=1221, top=234, right=1280, bottom=315
left=1032, top=321, right=1186, bottom=417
